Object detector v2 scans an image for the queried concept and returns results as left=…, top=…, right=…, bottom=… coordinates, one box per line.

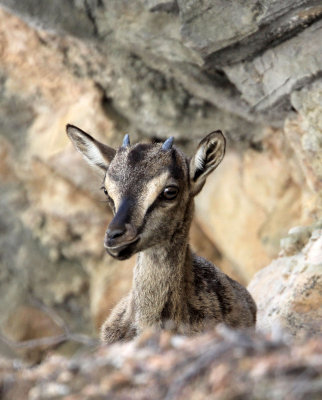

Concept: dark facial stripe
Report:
left=170, top=150, right=184, bottom=180
left=109, top=197, right=134, bottom=230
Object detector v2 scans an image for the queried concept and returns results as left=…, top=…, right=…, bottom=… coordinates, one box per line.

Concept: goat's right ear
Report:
left=66, top=124, right=116, bottom=171
left=190, top=130, right=226, bottom=195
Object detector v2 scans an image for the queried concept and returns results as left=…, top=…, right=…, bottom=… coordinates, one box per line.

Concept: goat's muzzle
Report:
left=104, top=223, right=139, bottom=260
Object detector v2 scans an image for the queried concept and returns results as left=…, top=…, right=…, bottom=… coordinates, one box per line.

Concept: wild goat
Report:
left=66, top=125, right=257, bottom=343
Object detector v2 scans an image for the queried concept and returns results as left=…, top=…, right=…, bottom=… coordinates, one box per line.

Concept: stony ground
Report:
left=1, top=327, right=321, bottom=400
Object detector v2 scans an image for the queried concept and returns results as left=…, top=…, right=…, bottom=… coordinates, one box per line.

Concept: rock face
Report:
left=1, top=0, right=322, bottom=138
left=196, top=128, right=318, bottom=280
left=249, top=223, right=322, bottom=338
left=0, top=0, right=321, bottom=357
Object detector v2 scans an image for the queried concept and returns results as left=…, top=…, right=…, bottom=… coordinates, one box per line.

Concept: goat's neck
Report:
left=133, top=205, right=194, bottom=327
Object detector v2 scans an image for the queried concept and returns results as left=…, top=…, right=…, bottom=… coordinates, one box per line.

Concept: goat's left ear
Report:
left=190, top=130, right=226, bottom=195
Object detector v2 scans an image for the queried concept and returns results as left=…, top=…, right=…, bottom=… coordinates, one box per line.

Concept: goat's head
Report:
left=66, top=125, right=225, bottom=260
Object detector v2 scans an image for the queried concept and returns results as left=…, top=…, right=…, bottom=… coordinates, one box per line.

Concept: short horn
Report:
left=161, top=136, right=174, bottom=150
left=122, top=134, right=130, bottom=148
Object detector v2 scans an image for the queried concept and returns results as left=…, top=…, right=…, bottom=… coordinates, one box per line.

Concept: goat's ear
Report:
left=66, top=124, right=116, bottom=171
left=190, top=130, right=226, bottom=195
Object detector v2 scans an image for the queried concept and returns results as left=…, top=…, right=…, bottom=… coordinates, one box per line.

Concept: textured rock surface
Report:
left=288, top=80, right=322, bottom=196
left=224, top=20, right=322, bottom=113
left=0, top=0, right=321, bottom=358
left=0, top=328, right=321, bottom=400
left=179, top=0, right=322, bottom=62
left=1, top=0, right=322, bottom=134
left=196, top=128, right=318, bottom=280
left=248, top=223, right=322, bottom=338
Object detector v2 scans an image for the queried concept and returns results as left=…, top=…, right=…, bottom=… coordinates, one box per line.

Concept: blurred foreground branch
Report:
left=0, top=331, right=99, bottom=350
left=0, top=296, right=99, bottom=352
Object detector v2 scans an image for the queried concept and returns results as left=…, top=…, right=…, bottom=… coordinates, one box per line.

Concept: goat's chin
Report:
left=105, top=237, right=140, bottom=260
left=106, top=248, right=134, bottom=260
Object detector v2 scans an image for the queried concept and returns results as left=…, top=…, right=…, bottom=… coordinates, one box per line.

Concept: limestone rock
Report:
left=248, top=225, right=322, bottom=338
left=0, top=0, right=95, bottom=37
left=190, top=220, right=246, bottom=285
left=195, top=128, right=317, bottom=281
left=145, top=0, right=178, bottom=12
left=288, top=80, right=322, bottom=195
left=224, top=20, right=322, bottom=113
left=179, top=0, right=322, bottom=63
left=1, top=0, right=321, bottom=133
left=196, top=152, right=271, bottom=281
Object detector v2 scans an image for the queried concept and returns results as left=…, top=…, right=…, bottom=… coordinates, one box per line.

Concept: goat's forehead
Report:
left=106, top=143, right=187, bottom=184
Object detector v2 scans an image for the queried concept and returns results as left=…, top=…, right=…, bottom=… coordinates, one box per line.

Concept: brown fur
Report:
left=66, top=125, right=257, bottom=343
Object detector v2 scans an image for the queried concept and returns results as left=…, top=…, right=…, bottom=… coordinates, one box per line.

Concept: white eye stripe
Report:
left=141, top=171, right=171, bottom=213
left=104, top=175, right=121, bottom=209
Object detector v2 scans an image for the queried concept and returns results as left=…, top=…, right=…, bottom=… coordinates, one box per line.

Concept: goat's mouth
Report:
left=104, top=236, right=140, bottom=260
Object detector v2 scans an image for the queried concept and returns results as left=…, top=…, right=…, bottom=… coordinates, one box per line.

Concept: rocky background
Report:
left=0, top=0, right=321, bottom=397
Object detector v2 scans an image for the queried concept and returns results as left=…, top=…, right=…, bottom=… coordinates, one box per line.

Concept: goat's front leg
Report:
left=100, top=294, right=137, bottom=344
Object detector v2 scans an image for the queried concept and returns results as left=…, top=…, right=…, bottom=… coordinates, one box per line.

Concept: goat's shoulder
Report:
left=191, top=253, right=256, bottom=327
left=191, top=253, right=232, bottom=290
left=190, top=253, right=234, bottom=314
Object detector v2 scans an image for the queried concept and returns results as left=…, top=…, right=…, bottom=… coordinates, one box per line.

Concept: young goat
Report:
left=66, top=125, right=257, bottom=343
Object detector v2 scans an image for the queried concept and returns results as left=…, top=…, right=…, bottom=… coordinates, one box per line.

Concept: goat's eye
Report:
left=162, top=186, right=179, bottom=200
left=101, top=187, right=108, bottom=196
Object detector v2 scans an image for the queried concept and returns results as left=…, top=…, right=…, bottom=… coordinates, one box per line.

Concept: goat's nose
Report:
left=107, top=226, right=126, bottom=239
